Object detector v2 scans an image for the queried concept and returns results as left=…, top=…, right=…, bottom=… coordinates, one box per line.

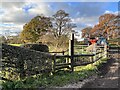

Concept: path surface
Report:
left=82, top=53, right=119, bottom=88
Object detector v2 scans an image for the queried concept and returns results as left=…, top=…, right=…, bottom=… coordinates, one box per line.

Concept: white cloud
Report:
left=1, top=2, right=54, bottom=24
left=0, top=1, right=118, bottom=37
left=0, top=2, right=59, bottom=37
left=1, top=2, right=25, bottom=23
left=0, top=2, right=54, bottom=35
left=0, top=23, right=23, bottom=31
left=0, top=23, right=23, bottom=36
left=104, top=10, right=118, bottom=15
left=28, top=3, right=54, bottom=16
left=71, top=16, right=98, bottom=28
left=72, top=16, right=98, bottom=24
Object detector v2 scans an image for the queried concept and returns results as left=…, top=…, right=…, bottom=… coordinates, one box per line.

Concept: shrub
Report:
left=21, top=43, right=49, bottom=52
left=39, top=34, right=69, bottom=52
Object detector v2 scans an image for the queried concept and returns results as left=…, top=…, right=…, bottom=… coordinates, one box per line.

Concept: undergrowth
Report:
left=1, top=58, right=108, bottom=89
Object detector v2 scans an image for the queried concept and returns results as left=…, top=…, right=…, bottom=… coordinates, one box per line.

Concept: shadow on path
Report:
left=82, top=53, right=119, bottom=88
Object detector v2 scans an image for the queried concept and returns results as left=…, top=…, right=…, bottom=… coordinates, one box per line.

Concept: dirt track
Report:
left=53, top=52, right=119, bottom=89
left=82, top=53, right=119, bottom=88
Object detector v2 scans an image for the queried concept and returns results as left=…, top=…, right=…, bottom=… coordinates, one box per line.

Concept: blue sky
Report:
left=0, top=1, right=118, bottom=39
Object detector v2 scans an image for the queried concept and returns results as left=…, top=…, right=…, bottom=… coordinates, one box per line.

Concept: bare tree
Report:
left=51, top=10, right=76, bottom=38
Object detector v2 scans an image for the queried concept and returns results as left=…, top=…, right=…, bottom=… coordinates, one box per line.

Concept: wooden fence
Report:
left=49, top=49, right=69, bottom=55
left=53, top=46, right=107, bottom=72
left=1, top=43, right=110, bottom=81
left=52, top=33, right=108, bottom=72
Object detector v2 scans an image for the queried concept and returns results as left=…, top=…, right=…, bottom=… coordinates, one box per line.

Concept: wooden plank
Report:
left=49, top=52, right=64, bottom=53
left=56, top=55, right=70, bottom=58
left=74, top=61, right=94, bottom=67
left=74, top=45, right=88, bottom=47
left=94, top=56, right=103, bottom=61
left=109, top=46, right=120, bottom=49
left=55, top=66, right=70, bottom=70
left=56, top=63, right=71, bottom=66
left=74, top=54, right=94, bottom=57
left=97, top=46, right=104, bottom=48
left=49, top=49, right=69, bottom=53
left=53, top=55, right=56, bottom=72
left=95, top=52, right=102, bottom=55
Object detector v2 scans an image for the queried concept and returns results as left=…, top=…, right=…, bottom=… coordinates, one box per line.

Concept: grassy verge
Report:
left=9, top=44, right=22, bottom=46
left=1, top=58, right=108, bottom=89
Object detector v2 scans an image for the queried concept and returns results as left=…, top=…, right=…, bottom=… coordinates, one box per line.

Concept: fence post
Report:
left=104, top=44, right=107, bottom=58
left=91, top=56, right=94, bottom=62
left=53, top=54, right=56, bottom=73
left=100, top=48, right=102, bottom=57
left=62, top=51, right=64, bottom=55
left=69, top=33, right=74, bottom=72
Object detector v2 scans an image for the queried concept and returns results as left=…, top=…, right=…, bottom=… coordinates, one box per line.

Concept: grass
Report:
left=1, top=57, right=108, bottom=89
left=74, top=49, right=92, bottom=54
left=9, top=44, right=22, bottom=46
left=1, top=70, right=94, bottom=89
left=2, top=43, right=109, bottom=89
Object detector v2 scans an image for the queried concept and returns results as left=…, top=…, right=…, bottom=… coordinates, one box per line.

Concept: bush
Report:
left=21, top=43, right=49, bottom=52
left=39, top=34, right=69, bottom=52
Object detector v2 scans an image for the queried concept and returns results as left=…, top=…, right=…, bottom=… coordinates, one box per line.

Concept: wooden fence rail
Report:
left=1, top=43, right=110, bottom=81
left=53, top=48, right=106, bottom=72
left=49, top=49, right=69, bottom=55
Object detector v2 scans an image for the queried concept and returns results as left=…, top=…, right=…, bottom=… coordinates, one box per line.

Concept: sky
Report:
left=0, top=0, right=119, bottom=40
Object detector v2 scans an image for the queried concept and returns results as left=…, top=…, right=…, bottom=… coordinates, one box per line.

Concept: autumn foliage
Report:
left=82, top=13, right=120, bottom=40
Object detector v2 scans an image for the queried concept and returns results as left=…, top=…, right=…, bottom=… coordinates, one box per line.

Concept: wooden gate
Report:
left=53, top=33, right=108, bottom=72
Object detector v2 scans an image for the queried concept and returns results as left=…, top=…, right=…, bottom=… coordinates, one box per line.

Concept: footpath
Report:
left=82, top=53, right=119, bottom=88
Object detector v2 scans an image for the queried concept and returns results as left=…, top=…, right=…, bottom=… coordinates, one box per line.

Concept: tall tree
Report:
left=81, top=27, right=92, bottom=38
left=90, top=13, right=119, bottom=39
left=105, top=15, right=120, bottom=39
left=51, top=10, right=76, bottom=38
left=20, top=15, right=52, bottom=43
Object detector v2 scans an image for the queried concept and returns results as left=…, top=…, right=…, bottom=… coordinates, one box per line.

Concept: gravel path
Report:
left=82, top=53, right=119, bottom=88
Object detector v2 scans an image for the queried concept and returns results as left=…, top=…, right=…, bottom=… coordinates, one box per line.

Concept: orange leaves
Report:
left=82, top=13, right=119, bottom=39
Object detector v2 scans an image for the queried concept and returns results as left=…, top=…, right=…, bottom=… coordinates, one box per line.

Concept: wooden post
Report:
left=69, top=40, right=71, bottom=64
left=53, top=54, right=56, bottom=73
left=99, top=51, right=101, bottom=58
left=62, top=51, right=64, bottom=55
left=69, top=33, right=74, bottom=72
left=90, top=56, right=94, bottom=62
left=82, top=46, right=83, bottom=53
left=93, top=54, right=95, bottom=62
left=104, top=44, right=107, bottom=58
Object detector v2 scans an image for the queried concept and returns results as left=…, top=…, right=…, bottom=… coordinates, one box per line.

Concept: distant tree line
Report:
left=1, top=12, right=119, bottom=48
